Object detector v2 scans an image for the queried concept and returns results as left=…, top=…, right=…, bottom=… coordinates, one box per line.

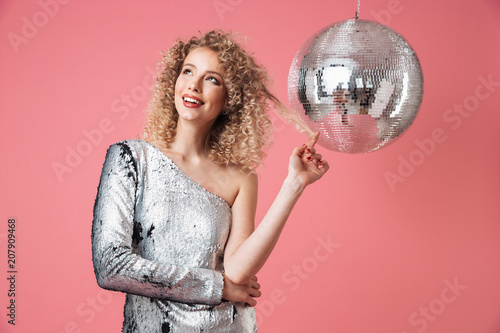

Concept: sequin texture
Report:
left=91, top=139, right=257, bottom=332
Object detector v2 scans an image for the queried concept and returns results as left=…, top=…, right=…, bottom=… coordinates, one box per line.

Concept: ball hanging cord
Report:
left=355, top=0, right=360, bottom=19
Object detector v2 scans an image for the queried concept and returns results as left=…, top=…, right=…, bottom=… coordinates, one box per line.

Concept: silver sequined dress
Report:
left=91, top=139, right=257, bottom=332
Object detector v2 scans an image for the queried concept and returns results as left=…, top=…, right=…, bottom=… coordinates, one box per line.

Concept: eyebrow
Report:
left=183, top=63, right=223, bottom=77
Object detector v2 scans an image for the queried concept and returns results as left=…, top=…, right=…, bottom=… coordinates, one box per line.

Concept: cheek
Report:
left=205, top=87, right=226, bottom=106
left=218, top=92, right=227, bottom=107
left=174, top=78, right=182, bottom=95
left=174, top=79, right=184, bottom=108
left=215, top=88, right=227, bottom=107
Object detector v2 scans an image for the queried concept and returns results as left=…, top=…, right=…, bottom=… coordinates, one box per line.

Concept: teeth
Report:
left=184, top=97, right=202, bottom=105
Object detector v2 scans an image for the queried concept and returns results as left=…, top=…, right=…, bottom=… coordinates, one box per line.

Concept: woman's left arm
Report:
left=224, top=133, right=329, bottom=284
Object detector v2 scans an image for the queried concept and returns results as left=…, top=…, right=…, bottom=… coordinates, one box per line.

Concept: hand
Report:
left=222, top=274, right=261, bottom=307
left=287, top=132, right=330, bottom=189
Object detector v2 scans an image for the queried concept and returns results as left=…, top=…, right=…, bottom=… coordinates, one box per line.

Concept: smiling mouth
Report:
left=183, top=96, right=204, bottom=105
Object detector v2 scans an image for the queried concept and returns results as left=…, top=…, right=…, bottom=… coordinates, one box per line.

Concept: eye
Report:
left=206, top=76, right=221, bottom=85
left=182, top=68, right=192, bottom=75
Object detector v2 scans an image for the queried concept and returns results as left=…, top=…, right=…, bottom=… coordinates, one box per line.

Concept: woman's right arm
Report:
left=91, top=142, right=259, bottom=306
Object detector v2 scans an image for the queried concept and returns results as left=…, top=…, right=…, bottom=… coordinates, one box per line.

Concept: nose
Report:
left=189, top=77, right=202, bottom=92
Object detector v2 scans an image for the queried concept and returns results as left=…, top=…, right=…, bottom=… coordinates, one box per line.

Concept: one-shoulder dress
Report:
left=91, top=139, right=257, bottom=332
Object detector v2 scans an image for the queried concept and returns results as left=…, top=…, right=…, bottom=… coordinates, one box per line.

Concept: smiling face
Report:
left=174, top=47, right=227, bottom=126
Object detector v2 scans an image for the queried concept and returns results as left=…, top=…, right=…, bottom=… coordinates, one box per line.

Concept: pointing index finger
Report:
left=306, top=131, right=320, bottom=148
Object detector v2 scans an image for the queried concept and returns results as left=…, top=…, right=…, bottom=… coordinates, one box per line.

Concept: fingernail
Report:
left=306, top=149, right=310, bottom=152
left=302, top=144, right=306, bottom=146
left=307, top=156, right=311, bottom=160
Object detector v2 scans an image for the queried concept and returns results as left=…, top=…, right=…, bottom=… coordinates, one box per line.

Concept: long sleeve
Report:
left=91, top=142, right=223, bottom=305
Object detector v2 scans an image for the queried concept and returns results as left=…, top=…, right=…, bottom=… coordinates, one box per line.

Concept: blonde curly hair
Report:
left=143, top=30, right=294, bottom=171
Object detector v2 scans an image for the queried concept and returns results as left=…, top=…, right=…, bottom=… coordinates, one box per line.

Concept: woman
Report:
left=91, top=30, right=329, bottom=332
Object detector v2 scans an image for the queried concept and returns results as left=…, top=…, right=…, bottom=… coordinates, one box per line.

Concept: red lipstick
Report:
left=182, top=94, right=205, bottom=108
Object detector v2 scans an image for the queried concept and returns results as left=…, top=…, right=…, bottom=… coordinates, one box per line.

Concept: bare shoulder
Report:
left=224, top=166, right=258, bottom=213
left=227, top=166, right=258, bottom=192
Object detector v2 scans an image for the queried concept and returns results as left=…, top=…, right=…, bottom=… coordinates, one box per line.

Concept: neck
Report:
left=169, top=118, right=213, bottom=161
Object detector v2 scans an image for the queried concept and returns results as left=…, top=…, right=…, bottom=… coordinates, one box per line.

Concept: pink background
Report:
left=1, top=0, right=500, bottom=332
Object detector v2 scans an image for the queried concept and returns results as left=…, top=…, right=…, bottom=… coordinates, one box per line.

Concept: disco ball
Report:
left=288, top=19, right=423, bottom=153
